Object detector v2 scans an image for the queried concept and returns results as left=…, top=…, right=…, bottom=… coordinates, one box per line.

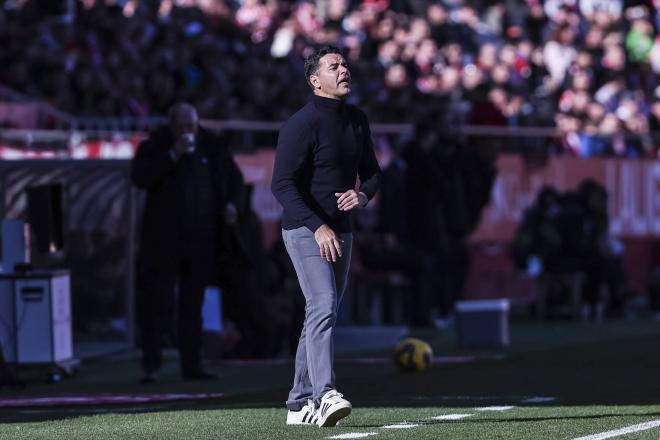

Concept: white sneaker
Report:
left=286, top=400, right=318, bottom=425
left=316, top=390, right=352, bottom=427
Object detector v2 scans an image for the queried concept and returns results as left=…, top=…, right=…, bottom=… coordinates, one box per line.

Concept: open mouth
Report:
left=338, top=77, right=351, bottom=85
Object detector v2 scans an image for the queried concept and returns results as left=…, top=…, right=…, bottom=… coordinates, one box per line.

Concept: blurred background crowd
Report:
left=1, top=0, right=660, bottom=156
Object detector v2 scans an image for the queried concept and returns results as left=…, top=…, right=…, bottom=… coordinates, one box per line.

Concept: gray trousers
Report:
left=283, top=226, right=353, bottom=411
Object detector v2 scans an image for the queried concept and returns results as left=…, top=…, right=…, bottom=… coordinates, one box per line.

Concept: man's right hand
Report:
left=172, top=135, right=195, bottom=159
left=314, top=224, right=342, bottom=262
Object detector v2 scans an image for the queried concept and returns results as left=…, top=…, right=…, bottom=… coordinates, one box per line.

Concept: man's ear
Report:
left=310, top=74, right=321, bottom=89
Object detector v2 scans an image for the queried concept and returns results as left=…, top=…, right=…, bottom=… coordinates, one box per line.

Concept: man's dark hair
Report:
left=304, top=46, right=343, bottom=90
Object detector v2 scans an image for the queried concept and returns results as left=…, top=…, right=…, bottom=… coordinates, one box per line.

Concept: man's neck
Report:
left=313, top=91, right=345, bottom=101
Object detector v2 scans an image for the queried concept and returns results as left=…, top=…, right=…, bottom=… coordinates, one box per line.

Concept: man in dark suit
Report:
left=132, top=103, right=244, bottom=383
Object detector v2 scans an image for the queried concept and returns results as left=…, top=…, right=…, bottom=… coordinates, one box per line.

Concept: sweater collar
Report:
left=312, top=94, right=346, bottom=113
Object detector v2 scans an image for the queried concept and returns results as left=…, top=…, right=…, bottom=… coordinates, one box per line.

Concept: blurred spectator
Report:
left=132, top=102, right=245, bottom=382
left=404, top=120, right=496, bottom=326
left=543, top=24, right=577, bottom=86
left=217, top=184, right=279, bottom=358
left=578, top=179, right=625, bottom=318
left=511, top=180, right=625, bottom=319
left=511, top=186, right=563, bottom=276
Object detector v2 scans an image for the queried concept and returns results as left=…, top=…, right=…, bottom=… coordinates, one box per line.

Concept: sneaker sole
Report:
left=318, top=406, right=351, bottom=427
left=287, top=411, right=318, bottom=426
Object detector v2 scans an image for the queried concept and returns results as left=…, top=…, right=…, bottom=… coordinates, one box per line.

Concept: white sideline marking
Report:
left=432, top=414, right=474, bottom=420
left=381, top=423, right=420, bottom=429
left=327, top=433, right=378, bottom=439
left=22, top=408, right=114, bottom=414
left=475, top=406, right=515, bottom=412
left=521, top=397, right=557, bottom=404
left=572, top=419, right=660, bottom=440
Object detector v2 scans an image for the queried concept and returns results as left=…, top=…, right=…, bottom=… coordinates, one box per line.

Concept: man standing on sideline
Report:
left=271, top=46, right=381, bottom=427
left=132, top=103, right=244, bottom=383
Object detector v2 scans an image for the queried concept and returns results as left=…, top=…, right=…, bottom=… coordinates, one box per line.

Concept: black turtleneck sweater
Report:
left=271, top=95, right=382, bottom=233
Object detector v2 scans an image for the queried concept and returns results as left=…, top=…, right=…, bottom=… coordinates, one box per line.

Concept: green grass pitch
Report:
left=1, top=320, right=660, bottom=440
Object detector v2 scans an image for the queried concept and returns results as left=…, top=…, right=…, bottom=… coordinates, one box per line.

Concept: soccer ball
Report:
left=393, top=337, right=433, bottom=372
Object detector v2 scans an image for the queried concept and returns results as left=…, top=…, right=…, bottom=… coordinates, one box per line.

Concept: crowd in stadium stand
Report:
left=1, top=0, right=660, bottom=156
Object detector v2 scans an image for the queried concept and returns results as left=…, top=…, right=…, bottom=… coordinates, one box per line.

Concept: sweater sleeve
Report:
left=357, top=113, right=382, bottom=201
left=271, top=117, right=324, bottom=233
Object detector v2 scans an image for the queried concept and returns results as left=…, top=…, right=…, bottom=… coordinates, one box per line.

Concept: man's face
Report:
left=310, top=53, right=351, bottom=100
left=170, top=108, right=198, bottom=138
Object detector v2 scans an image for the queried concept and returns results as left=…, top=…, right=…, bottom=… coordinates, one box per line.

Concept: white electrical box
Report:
left=455, top=299, right=510, bottom=348
left=0, top=270, right=73, bottom=364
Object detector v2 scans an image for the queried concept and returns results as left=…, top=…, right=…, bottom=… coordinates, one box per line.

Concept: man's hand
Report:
left=335, top=190, right=368, bottom=212
left=224, top=203, right=238, bottom=225
left=314, top=224, right=342, bottom=262
left=172, top=134, right=195, bottom=159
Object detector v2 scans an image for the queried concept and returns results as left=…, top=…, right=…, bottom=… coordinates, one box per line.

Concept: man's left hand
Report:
left=335, top=190, right=367, bottom=211
left=224, top=203, right=238, bottom=225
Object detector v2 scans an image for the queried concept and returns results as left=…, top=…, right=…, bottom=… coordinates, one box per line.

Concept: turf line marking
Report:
left=432, top=414, right=474, bottom=420
left=475, top=406, right=515, bottom=412
left=0, top=393, right=224, bottom=408
left=381, top=423, right=420, bottom=429
left=572, top=419, right=660, bottom=440
left=327, top=433, right=378, bottom=439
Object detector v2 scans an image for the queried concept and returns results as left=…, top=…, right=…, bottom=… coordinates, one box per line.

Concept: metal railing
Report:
left=0, top=85, right=75, bottom=129
left=0, top=84, right=559, bottom=138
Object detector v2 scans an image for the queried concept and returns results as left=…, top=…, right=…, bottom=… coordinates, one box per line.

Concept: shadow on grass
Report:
left=2, top=321, right=660, bottom=424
